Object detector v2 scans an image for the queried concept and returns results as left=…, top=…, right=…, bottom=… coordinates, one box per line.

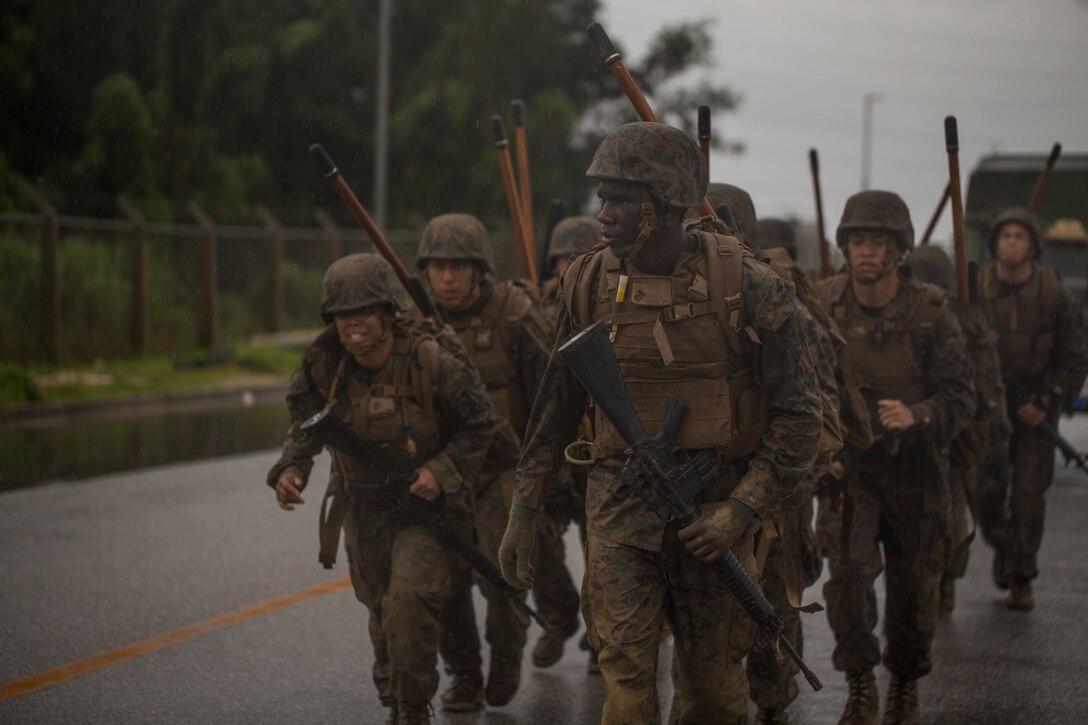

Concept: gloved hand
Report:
left=499, top=503, right=539, bottom=589
left=678, top=498, right=758, bottom=564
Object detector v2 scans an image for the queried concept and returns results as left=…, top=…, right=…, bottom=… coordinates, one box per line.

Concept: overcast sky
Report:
left=598, top=0, right=1088, bottom=246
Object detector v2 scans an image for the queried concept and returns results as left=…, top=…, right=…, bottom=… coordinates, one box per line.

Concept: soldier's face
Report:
left=334, top=306, right=384, bottom=354
left=846, top=230, right=898, bottom=284
left=426, top=259, right=477, bottom=310
left=996, top=222, right=1034, bottom=266
left=597, top=180, right=643, bottom=258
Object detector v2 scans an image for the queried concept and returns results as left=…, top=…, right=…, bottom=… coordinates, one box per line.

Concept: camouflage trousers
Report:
left=343, top=503, right=455, bottom=706
left=817, top=463, right=949, bottom=680
left=978, top=423, right=1054, bottom=584
left=747, top=490, right=822, bottom=711
left=440, top=465, right=530, bottom=676
left=584, top=527, right=756, bottom=725
left=532, top=515, right=581, bottom=636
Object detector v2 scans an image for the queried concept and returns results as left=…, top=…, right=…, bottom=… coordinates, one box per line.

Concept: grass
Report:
left=2, top=344, right=305, bottom=407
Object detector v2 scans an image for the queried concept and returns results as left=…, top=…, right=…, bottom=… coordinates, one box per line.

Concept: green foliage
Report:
left=0, top=362, right=41, bottom=404
left=0, top=1, right=740, bottom=224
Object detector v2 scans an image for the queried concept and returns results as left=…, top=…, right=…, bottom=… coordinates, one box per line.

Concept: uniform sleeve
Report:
left=1051, top=288, right=1088, bottom=413
left=425, top=346, right=499, bottom=493
left=512, top=294, right=588, bottom=511
left=908, top=308, right=976, bottom=443
left=730, top=259, right=823, bottom=518
left=265, top=363, right=327, bottom=488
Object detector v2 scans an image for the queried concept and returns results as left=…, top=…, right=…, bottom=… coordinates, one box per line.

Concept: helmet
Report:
left=320, top=253, right=411, bottom=323
left=705, top=183, right=760, bottom=248
left=836, top=190, right=914, bottom=251
left=987, top=207, right=1043, bottom=260
left=416, top=213, right=494, bottom=273
left=549, top=215, right=600, bottom=261
left=586, top=122, right=707, bottom=209
left=758, top=218, right=797, bottom=259
left=904, top=245, right=955, bottom=293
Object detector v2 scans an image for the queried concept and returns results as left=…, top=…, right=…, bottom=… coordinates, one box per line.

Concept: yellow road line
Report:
left=0, top=576, right=351, bottom=701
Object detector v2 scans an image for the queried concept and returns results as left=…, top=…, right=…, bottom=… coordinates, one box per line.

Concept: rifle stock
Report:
left=587, top=23, right=717, bottom=220
left=944, top=117, right=969, bottom=302
left=309, top=143, right=441, bottom=320
left=809, top=148, right=833, bottom=278
left=558, top=321, right=823, bottom=691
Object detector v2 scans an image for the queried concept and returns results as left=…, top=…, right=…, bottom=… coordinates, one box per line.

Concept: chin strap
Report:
left=628, top=186, right=659, bottom=262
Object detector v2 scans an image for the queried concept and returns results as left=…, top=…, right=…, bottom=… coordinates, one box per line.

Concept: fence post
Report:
left=23, top=185, right=61, bottom=364
left=313, top=207, right=343, bottom=266
left=254, top=204, right=284, bottom=334
left=117, top=196, right=147, bottom=354
left=187, top=202, right=219, bottom=348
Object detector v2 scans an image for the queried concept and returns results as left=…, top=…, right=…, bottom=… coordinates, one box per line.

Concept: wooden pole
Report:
left=255, top=205, right=284, bottom=333
left=1026, top=142, right=1062, bottom=212
left=944, top=116, right=969, bottom=302
left=116, top=196, right=147, bottom=353
left=187, top=202, right=219, bottom=348
left=492, top=115, right=537, bottom=283
left=918, top=183, right=950, bottom=246
left=511, top=100, right=535, bottom=252
left=808, top=149, right=833, bottom=278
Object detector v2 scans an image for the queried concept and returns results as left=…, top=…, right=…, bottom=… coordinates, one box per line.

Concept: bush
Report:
left=0, top=362, right=42, bottom=405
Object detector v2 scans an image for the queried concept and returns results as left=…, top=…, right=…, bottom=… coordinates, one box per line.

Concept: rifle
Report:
left=309, top=144, right=441, bottom=321
left=586, top=23, right=718, bottom=220
left=1004, top=376, right=1088, bottom=476
left=537, top=198, right=567, bottom=284
left=300, top=406, right=553, bottom=629
left=944, top=117, right=969, bottom=302
left=558, top=320, right=823, bottom=691
left=698, top=105, right=711, bottom=175
left=491, top=115, right=538, bottom=284
left=809, top=148, right=833, bottom=278
left=919, top=183, right=950, bottom=246
left=511, top=100, right=536, bottom=251
left=1026, top=143, right=1062, bottom=212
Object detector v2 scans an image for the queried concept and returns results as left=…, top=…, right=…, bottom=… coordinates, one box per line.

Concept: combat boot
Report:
left=1008, top=581, right=1034, bottom=611
left=439, top=671, right=483, bottom=712
left=755, top=707, right=790, bottom=724
left=837, top=670, right=879, bottom=725
left=880, top=676, right=918, bottom=725
left=531, top=628, right=568, bottom=668
left=395, top=702, right=433, bottom=724
left=485, top=652, right=522, bottom=706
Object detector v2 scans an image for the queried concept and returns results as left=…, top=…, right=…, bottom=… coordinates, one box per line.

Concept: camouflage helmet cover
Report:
left=987, top=207, right=1043, bottom=260
left=904, top=245, right=955, bottom=293
left=549, top=215, right=600, bottom=260
left=836, top=190, right=914, bottom=251
left=320, top=253, right=412, bottom=322
left=416, top=213, right=493, bottom=273
left=585, top=122, right=708, bottom=209
left=758, top=217, right=797, bottom=258
left=705, top=183, right=760, bottom=248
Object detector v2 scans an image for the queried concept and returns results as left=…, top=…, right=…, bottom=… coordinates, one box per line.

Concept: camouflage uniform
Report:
left=265, top=254, right=498, bottom=721
left=814, top=192, right=975, bottom=724
left=705, top=183, right=760, bottom=249
left=977, top=208, right=1088, bottom=605
left=501, top=123, right=823, bottom=725
left=904, top=245, right=1010, bottom=618
left=416, top=214, right=553, bottom=707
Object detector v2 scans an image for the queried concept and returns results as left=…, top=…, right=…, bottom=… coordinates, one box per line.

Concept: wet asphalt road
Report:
left=3, top=420, right=1088, bottom=724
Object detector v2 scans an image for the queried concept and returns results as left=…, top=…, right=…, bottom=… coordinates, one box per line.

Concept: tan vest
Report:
left=980, top=262, right=1063, bottom=381
left=307, top=323, right=445, bottom=490
left=562, top=231, right=766, bottom=461
left=819, top=275, right=946, bottom=441
left=445, top=281, right=544, bottom=437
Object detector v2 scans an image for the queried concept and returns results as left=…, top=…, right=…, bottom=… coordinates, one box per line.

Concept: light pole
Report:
left=861, top=92, right=882, bottom=190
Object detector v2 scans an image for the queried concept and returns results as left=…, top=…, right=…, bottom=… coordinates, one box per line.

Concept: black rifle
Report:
left=558, top=321, right=822, bottom=691
left=300, top=407, right=552, bottom=630
left=1004, top=376, right=1088, bottom=476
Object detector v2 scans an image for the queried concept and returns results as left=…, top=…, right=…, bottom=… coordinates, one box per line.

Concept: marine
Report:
left=265, top=253, right=499, bottom=724
left=499, top=122, right=823, bottom=725
left=814, top=191, right=976, bottom=725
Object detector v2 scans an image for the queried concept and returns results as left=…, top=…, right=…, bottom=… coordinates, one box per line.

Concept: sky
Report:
left=599, top=0, right=1088, bottom=247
